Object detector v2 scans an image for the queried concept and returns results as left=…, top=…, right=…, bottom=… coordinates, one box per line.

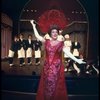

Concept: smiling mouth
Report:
left=54, top=36, right=57, bottom=38
left=53, top=34, right=57, bottom=37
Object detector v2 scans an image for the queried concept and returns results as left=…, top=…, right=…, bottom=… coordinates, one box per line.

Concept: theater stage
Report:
left=1, top=58, right=99, bottom=100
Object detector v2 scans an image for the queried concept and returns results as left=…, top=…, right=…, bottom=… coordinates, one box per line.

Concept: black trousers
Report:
left=27, top=57, right=31, bottom=63
left=35, top=58, right=39, bottom=63
left=19, top=58, right=24, bottom=64
left=8, top=57, right=13, bottom=64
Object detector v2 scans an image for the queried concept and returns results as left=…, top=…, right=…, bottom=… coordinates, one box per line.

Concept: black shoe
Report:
left=27, top=62, right=32, bottom=66
left=19, top=64, right=23, bottom=67
left=35, top=61, right=40, bottom=66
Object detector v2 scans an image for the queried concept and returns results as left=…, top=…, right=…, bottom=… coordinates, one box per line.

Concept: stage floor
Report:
left=1, top=57, right=44, bottom=75
left=1, top=57, right=99, bottom=100
left=1, top=57, right=99, bottom=79
left=1, top=74, right=99, bottom=100
left=1, top=91, right=98, bottom=100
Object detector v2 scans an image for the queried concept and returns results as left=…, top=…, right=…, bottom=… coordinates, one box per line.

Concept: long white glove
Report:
left=30, top=20, right=45, bottom=42
left=63, top=46, right=86, bottom=64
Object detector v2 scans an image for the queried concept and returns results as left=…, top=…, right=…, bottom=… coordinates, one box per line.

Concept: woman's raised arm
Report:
left=30, top=20, right=45, bottom=42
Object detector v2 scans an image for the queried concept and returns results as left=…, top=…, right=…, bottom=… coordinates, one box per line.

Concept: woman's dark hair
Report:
left=48, top=24, right=60, bottom=36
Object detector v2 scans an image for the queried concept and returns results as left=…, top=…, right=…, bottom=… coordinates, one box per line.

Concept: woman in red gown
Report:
left=30, top=20, right=85, bottom=100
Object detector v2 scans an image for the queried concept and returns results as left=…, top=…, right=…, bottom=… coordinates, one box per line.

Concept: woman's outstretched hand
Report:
left=30, top=20, right=35, bottom=26
left=78, top=59, right=86, bottom=64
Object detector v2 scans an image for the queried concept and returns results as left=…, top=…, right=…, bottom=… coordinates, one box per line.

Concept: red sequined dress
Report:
left=36, top=40, right=68, bottom=100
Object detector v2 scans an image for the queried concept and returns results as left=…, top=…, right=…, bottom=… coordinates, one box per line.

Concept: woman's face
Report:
left=51, top=29, right=58, bottom=40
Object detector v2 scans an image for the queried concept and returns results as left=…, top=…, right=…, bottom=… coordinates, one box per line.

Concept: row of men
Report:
left=8, top=32, right=83, bottom=75
left=8, top=32, right=81, bottom=68
left=8, top=33, right=42, bottom=67
left=8, top=33, right=99, bottom=75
